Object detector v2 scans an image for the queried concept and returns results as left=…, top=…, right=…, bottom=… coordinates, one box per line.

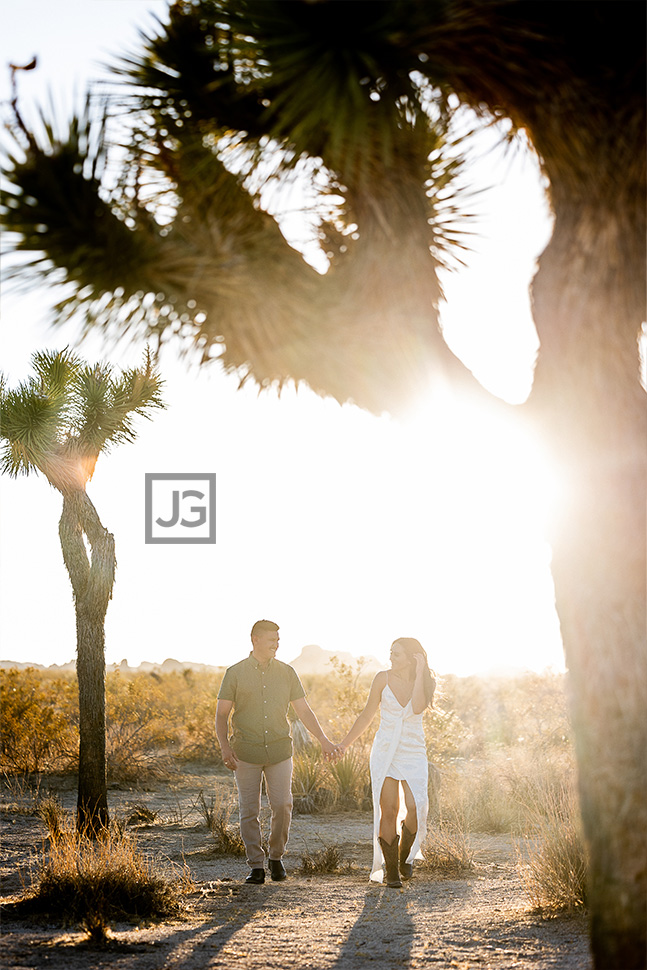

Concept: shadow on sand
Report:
left=331, top=884, right=415, bottom=966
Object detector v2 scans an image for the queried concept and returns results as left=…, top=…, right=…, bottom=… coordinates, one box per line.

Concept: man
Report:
left=215, top=619, right=337, bottom=884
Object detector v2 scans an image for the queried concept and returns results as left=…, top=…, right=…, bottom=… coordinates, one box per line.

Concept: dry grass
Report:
left=195, top=789, right=246, bottom=856
left=2, top=667, right=590, bottom=916
left=124, top=803, right=158, bottom=826
left=328, top=750, right=372, bottom=811
left=436, top=745, right=576, bottom=835
left=22, top=799, right=193, bottom=943
left=36, top=794, right=67, bottom=839
left=292, top=746, right=371, bottom=814
left=420, top=818, right=476, bottom=875
left=1, top=771, right=44, bottom=815
left=441, top=765, right=519, bottom=834
left=292, top=748, right=333, bottom=814
left=518, top=782, right=587, bottom=913
left=298, top=840, right=356, bottom=875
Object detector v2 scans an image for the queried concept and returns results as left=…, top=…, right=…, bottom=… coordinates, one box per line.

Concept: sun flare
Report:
left=367, top=385, right=564, bottom=675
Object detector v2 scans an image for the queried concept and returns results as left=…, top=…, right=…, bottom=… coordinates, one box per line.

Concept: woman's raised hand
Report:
left=414, top=653, right=426, bottom=675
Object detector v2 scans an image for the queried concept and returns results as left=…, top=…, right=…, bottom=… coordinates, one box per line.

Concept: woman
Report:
left=336, top=638, right=435, bottom=887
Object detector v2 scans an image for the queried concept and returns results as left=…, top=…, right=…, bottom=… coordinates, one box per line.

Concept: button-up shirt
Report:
left=217, top=654, right=306, bottom=764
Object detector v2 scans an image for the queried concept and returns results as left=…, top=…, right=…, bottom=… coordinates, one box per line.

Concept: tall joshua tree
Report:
left=1, top=2, right=645, bottom=964
left=0, top=349, right=165, bottom=831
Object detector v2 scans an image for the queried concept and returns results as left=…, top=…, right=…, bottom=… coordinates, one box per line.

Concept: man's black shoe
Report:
left=245, top=868, right=265, bottom=884
left=269, top=859, right=287, bottom=881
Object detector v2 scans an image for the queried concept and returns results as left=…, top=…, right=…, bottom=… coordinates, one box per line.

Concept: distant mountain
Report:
left=0, top=657, right=225, bottom=675
left=1, top=648, right=382, bottom=677
left=0, top=655, right=556, bottom=679
left=134, top=658, right=225, bottom=675
left=0, top=659, right=75, bottom=672
left=286, top=643, right=382, bottom=676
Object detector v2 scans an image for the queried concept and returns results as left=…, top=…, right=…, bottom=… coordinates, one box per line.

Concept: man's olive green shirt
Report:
left=217, top=654, right=305, bottom=764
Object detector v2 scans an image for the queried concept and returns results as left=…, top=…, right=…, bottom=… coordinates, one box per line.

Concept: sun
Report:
left=375, top=383, right=564, bottom=675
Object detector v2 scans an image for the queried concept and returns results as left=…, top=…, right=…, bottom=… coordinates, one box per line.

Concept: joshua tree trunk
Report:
left=59, top=489, right=116, bottom=833
left=529, top=203, right=647, bottom=969
left=75, top=607, right=110, bottom=832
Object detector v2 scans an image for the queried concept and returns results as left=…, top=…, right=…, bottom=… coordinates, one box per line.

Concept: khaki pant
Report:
left=234, top=758, right=293, bottom=868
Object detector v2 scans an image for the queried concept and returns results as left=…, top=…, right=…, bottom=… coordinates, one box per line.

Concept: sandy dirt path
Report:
left=1, top=773, right=592, bottom=970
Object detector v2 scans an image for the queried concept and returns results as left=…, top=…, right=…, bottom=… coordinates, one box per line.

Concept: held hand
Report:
left=322, top=739, right=347, bottom=764
left=414, top=653, right=426, bottom=675
left=320, top=737, right=338, bottom=762
left=327, top=742, right=347, bottom=764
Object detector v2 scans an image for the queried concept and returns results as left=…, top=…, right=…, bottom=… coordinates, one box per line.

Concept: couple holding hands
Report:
left=215, top=620, right=435, bottom=888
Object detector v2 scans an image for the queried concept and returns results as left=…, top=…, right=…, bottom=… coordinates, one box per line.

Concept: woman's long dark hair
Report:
left=393, top=637, right=436, bottom=706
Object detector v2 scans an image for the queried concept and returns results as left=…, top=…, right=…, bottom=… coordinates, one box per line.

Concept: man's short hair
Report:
left=250, top=619, right=279, bottom=638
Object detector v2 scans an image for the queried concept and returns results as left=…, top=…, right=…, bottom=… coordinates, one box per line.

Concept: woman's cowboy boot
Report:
left=378, top=835, right=402, bottom=888
left=399, top=822, right=416, bottom=880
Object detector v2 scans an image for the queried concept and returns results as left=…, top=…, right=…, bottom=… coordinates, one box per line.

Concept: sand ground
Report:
left=0, top=767, right=591, bottom=970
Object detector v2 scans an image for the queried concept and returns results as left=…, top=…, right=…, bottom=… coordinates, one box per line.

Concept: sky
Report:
left=0, top=1, right=565, bottom=677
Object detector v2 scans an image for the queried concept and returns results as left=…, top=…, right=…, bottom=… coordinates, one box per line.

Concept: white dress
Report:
left=368, top=681, right=429, bottom=883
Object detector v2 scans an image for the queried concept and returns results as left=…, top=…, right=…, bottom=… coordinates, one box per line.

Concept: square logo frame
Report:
left=145, top=473, right=216, bottom=544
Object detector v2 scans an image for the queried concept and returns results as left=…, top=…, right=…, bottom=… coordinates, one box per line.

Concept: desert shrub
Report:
left=176, top=694, right=220, bottom=762
left=195, top=789, right=246, bottom=855
left=518, top=780, right=587, bottom=912
left=104, top=668, right=223, bottom=779
left=299, top=840, right=355, bottom=874
left=421, top=819, right=476, bottom=875
left=37, top=793, right=69, bottom=838
left=0, top=665, right=224, bottom=780
left=292, top=747, right=335, bottom=813
left=124, top=804, right=158, bottom=826
left=428, top=672, right=575, bottom=836
left=0, top=771, right=44, bottom=814
left=24, top=818, right=192, bottom=943
left=328, top=748, right=372, bottom=810
left=424, top=703, right=470, bottom=766
left=160, top=669, right=223, bottom=763
left=439, top=759, right=521, bottom=833
left=439, top=672, right=571, bottom=759
left=437, top=743, right=577, bottom=835
left=503, top=745, right=575, bottom=820
left=0, top=668, right=77, bottom=773
left=105, top=671, right=181, bottom=780
left=292, top=744, right=372, bottom=814
left=318, top=657, right=378, bottom=740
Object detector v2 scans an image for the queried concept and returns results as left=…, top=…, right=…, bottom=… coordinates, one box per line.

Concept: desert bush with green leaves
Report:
left=292, top=744, right=372, bottom=813
left=0, top=666, right=223, bottom=779
left=0, top=668, right=78, bottom=773
left=2, top=660, right=585, bottom=912
left=292, top=746, right=334, bottom=813
left=1, top=664, right=574, bottom=827
left=105, top=668, right=225, bottom=778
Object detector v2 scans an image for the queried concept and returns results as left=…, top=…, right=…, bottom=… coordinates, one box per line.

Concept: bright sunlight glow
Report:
left=0, top=1, right=565, bottom=677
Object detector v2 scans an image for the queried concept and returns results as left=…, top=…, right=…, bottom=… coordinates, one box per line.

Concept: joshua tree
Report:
left=0, top=349, right=165, bottom=831
left=1, top=2, right=644, bottom=964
